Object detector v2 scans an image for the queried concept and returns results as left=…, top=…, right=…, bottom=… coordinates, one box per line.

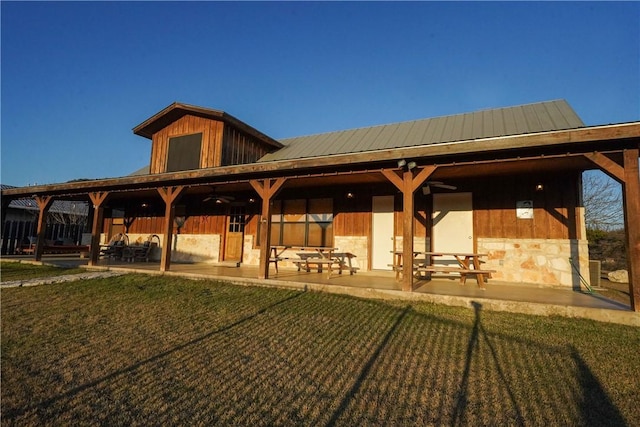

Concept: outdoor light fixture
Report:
left=346, top=192, right=355, bottom=199
left=397, top=159, right=417, bottom=170
left=535, top=183, right=544, bottom=191
left=248, top=198, right=256, bottom=203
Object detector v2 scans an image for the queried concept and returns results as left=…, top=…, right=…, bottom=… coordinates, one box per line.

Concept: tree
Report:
left=582, top=171, right=623, bottom=232
left=47, top=201, right=89, bottom=227
left=583, top=171, right=626, bottom=269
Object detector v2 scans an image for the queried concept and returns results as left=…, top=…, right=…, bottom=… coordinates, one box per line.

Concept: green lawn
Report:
left=1, top=271, right=638, bottom=426
left=0, top=261, right=86, bottom=282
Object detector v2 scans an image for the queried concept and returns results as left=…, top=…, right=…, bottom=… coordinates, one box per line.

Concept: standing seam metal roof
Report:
left=258, top=100, right=585, bottom=162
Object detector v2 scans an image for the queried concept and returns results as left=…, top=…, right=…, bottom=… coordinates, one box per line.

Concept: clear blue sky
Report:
left=1, top=1, right=638, bottom=187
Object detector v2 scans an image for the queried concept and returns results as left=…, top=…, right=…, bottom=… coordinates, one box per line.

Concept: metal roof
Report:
left=258, top=100, right=585, bottom=162
left=2, top=184, right=88, bottom=215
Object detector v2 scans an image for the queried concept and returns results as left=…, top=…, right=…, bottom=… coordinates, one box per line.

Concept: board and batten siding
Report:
left=105, top=214, right=227, bottom=236
left=333, top=196, right=371, bottom=236
left=149, top=115, right=224, bottom=174
left=473, top=173, right=581, bottom=240
left=221, top=126, right=273, bottom=166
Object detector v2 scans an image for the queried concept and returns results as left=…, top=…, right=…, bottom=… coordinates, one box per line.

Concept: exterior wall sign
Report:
left=516, top=200, right=534, bottom=219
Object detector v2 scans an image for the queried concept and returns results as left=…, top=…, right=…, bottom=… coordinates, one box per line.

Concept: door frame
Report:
left=223, top=205, right=246, bottom=262
left=371, top=195, right=395, bottom=270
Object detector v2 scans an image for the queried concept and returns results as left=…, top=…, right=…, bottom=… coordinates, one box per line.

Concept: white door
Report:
left=372, top=196, right=395, bottom=270
left=432, top=193, right=473, bottom=266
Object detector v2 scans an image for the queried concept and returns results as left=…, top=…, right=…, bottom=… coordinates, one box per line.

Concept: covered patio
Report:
left=4, top=253, right=637, bottom=326
left=2, top=101, right=638, bottom=314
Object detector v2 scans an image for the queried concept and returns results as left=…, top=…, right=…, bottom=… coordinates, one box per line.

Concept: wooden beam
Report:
left=0, top=196, right=11, bottom=254
left=381, top=169, right=404, bottom=191
left=401, top=170, right=414, bottom=292
left=622, top=149, right=640, bottom=311
left=381, top=166, right=437, bottom=291
left=411, top=165, right=438, bottom=192
left=34, top=196, right=54, bottom=261
left=584, top=152, right=626, bottom=183
left=157, top=186, right=186, bottom=272
left=88, top=192, right=109, bottom=266
left=250, top=178, right=286, bottom=279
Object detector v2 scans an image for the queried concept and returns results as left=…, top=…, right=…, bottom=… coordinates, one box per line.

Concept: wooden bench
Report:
left=17, top=243, right=89, bottom=255
left=293, top=252, right=358, bottom=278
left=389, top=263, right=495, bottom=288
left=416, top=266, right=496, bottom=288
left=332, top=252, right=359, bottom=275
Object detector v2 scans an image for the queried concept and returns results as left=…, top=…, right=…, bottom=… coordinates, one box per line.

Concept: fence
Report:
left=1, top=220, right=87, bottom=255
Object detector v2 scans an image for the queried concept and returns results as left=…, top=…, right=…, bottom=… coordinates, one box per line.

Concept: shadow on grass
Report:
left=452, top=301, right=525, bottom=426
left=325, top=305, right=411, bottom=427
left=451, top=301, right=626, bottom=427
left=2, top=288, right=631, bottom=425
left=2, top=291, right=305, bottom=422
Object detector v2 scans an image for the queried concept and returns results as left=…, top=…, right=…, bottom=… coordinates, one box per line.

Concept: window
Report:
left=269, top=198, right=333, bottom=247
left=228, top=207, right=245, bottom=233
left=166, top=133, right=202, bottom=172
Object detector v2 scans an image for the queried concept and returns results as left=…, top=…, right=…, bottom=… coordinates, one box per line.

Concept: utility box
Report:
left=589, top=260, right=601, bottom=288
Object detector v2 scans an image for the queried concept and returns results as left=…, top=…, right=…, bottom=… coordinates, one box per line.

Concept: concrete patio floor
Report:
left=3, top=254, right=638, bottom=326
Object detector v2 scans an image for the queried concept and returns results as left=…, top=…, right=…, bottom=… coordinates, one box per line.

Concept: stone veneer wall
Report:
left=333, top=236, right=368, bottom=271
left=103, top=233, right=221, bottom=263
left=477, top=238, right=590, bottom=288
left=394, top=237, right=430, bottom=253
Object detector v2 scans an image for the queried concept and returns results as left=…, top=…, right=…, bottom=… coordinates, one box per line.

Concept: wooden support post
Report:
left=34, top=196, right=54, bottom=261
left=1, top=196, right=11, bottom=255
left=585, top=150, right=640, bottom=311
left=622, top=149, right=640, bottom=311
left=88, top=192, right=109, bottom=266
left=157, top=186, right=185, bottom=272
left=249, top=178, right=286, bottom=279
left=382, top=166, right=436, bottom=291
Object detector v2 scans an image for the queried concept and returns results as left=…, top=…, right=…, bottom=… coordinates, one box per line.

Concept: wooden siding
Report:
left=473, top=172, right=581, bottom=240
left=102, top=172, right=579, bottom=244
left=150, top=115, right=224, bottom=174
left=221, top=126, right=273, bottom=166
left=121, top=214, right=227, bottom=235
left=333, top=195, right=371, bottom=236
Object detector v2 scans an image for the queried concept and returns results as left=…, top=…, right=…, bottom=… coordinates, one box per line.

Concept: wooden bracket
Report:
left=88, top=191, right=109, bottom=208
left=583, top=152, right=625, bottom=183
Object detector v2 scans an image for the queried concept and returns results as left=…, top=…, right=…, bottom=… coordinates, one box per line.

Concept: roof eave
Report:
left=3, top=122, right=638, bottom=198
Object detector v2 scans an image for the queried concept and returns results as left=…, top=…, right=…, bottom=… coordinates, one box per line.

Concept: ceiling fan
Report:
left=201, top=186, right=236, bottom=204
left=422, top=181, right=457, bottom=195
left=203, top=193, right=235, bottom=204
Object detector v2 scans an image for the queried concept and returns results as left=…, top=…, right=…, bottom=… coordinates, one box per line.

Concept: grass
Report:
left=0, top=261, right=86, bottom=283
left=1, top=267, right=638, bottom=426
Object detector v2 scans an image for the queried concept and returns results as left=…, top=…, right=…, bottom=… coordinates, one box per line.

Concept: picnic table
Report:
left=270, top=246, right=357, bottom=278
left=391, top=250, right=495, bottom=289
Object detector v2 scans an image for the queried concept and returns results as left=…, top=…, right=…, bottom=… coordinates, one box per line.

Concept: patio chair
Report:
left=100, top=233, right=129, bottom=259
left=130, top=234, right=160, bottom=262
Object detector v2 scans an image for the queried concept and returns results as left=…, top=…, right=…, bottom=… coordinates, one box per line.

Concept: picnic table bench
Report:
left=270, top=246, right=358, bottom=278
left=391, top=251, right=495, bottom=289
